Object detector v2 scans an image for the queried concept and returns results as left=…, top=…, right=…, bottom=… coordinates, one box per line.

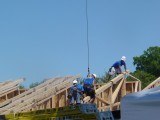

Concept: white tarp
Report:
left=121, top=87, right=160, bottom=120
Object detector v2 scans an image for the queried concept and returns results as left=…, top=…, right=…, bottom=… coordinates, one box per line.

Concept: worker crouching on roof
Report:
left=83, top=74, right=96, bottom=103
left=68, top=80, right=84, bottom=105
left=108, top=56, right=127, bottom=80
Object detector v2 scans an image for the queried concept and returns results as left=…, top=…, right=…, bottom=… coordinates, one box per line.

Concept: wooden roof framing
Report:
left=84, top=74, right=125, bottom=103
left=1, top=72, right=159, bottom=114
left=1, top=75, right=80, bottom=114
left=84, top=72, right=142, bottom=111
left=0, top=79, right=24, bottom=97
left=0, top=79, right=25, bottom=105
left=13, top=76, right=78, bottom=113
left=0, top=76, right=70, bottom=108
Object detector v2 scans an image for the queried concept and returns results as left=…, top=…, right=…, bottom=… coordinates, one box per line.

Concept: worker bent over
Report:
left=83, top=74, right=96, bottom=103
left=108, top=56, right=127, bottom=80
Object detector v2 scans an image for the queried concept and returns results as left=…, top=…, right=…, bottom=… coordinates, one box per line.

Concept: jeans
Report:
left=70, top=92, right=81, bottom=104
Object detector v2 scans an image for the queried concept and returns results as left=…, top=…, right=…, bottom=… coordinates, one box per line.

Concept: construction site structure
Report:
left=0, top=72, right=159, bottom=120
left=0, top=78, right=26, bottom=106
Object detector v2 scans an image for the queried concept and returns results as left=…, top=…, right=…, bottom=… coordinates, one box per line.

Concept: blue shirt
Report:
left=84, top=77, right=94, bottom=85
left=70, top=84, right=84, bottom=92
left=76, top=84, right=84, bottom=92
left=112, top=60, right=126, bottom=70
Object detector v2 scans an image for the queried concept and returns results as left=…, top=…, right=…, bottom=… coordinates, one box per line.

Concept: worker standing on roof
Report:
left=108, top=56, right=127, bottom=79
left=83, top=74, right=96, bottom=103
left=68, top=80, right=84, bottom=105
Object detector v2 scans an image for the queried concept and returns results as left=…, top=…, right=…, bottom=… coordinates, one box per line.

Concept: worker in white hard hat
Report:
left=73, top=79, right=78, bottom=84
left=83, top=73, right=96, bottom=103
left=92, top=74, right=97, bottom=79
left=68, top=79, right=84, bottom=105
left=108, top=56, right=127, bottom=79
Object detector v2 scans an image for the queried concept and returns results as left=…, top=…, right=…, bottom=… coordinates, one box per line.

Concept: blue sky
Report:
left=0, top=0, right=159, bottom=87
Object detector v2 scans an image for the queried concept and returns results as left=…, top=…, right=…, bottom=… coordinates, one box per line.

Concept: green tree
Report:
left=132, top=46, right=160, bottom=88
left=99, top=72, right=111, bottom=83
left=29, top=82, right=40, bottom=88
left=130, top=70, right=156, bottom=89
left=133, top=46, right=160, bottom=77
left=19, top=85, right=25, bottom=89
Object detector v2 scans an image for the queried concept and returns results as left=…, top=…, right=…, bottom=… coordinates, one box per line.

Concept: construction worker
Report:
left=108, top=56, right=127, bottom=79
left=83, top=74, right=96, bottom=103
left=68, top=80, right=84, bottom=105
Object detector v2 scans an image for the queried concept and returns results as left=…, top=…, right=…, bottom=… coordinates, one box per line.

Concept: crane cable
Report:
left=86, top=0, right=90, bottom=76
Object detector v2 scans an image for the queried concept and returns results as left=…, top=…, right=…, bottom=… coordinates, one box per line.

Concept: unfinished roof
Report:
left=0, top=78, right=25, bottom=104
left=0, top=75, right=81, bottom=114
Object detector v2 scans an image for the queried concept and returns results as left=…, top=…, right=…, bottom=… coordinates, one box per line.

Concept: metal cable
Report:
left=86, top=0, right=90, bottom=75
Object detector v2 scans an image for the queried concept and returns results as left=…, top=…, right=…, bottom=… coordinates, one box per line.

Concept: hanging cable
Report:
left=86, top=0, right=90, bottom=76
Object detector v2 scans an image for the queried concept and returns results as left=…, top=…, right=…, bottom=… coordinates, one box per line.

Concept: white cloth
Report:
left=109, top=67, right=115, bottom=75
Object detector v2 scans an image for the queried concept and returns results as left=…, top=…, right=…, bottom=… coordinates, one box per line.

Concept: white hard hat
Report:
left=73, top=80, right=78, bottom=84
left=92, top=74, right=97, bottom=78
left=121, top=56, right=126, bottom=61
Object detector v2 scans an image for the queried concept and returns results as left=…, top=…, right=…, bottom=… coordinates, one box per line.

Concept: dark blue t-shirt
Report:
left=112, top=60, right=126, bottom=70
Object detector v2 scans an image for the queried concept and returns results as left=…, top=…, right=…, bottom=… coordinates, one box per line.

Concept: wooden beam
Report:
left=112, top=79, right=124, bottom=104
left=144, top=77, right=160, bottom=90
left=97, top=74, right=124, bottom=95
left=112, top=102, right=120, bottom=107
left=96, top=96, right=110, bottom=105
left=135, top=81, right=139, bottom=92
left=128, top=74, right=141, bottom=81
left=121, top=78, right=126, bottom=97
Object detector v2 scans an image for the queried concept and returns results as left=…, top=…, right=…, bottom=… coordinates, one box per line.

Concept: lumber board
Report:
left=96, top=96, right=109, bottom=105
left=134, top=81, right=139, bottom=92
left=144, top=77, right=160, bottom=90
left=111, top=79, right=124, bottom=103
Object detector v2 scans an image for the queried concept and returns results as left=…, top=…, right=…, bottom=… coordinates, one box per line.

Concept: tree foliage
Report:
left=131, top=70, right=156, bottom=89
left=132, top=46, right=160, bottom=88
left=97, top=72, right=110, bottom=83
left=29, top=82, right=40, bottom=88
left=133, top=46, right=160, bottom=77
left=19, top=85, right=25, bottom=89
